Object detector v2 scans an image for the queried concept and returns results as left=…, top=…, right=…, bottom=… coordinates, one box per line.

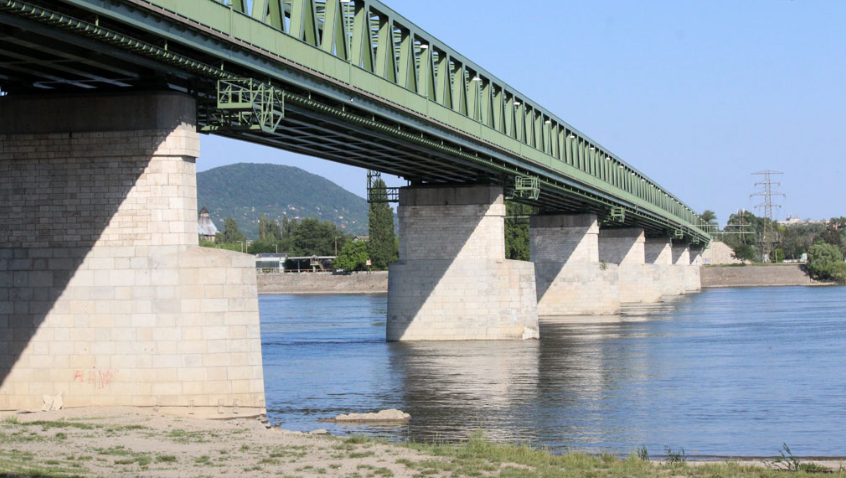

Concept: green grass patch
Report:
left=24, top=421, right=97, bottom=431
left=166, top=429, right=211, bottom=444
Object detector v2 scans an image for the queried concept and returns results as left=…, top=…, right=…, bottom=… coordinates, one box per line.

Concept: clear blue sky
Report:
left=198, top=0, right=846, bottom=224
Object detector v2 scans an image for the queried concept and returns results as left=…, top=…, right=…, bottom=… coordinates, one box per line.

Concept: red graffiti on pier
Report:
left=73, top=367, right=119, bottom=390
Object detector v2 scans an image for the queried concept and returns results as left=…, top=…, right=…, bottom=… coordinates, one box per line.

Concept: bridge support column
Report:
left=645, top=237, right=685, bottom=297
left=685, top=246, right=704, bottom=292
left=599, top=229, right=662, bottom=304
left=387, top=185, right=539, bottom=341
left=0, top=93, right=265, bottom=415
left=529, top=214, right=619, bottom=316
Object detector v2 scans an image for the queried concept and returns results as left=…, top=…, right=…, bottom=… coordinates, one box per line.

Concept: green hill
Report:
left=197, top=163, right=368, bottom=239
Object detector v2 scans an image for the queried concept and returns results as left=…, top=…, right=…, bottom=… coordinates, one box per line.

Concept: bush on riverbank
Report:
left=807, top=243, right=846, bottom=284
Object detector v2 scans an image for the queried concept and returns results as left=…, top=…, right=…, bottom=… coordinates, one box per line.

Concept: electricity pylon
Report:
left=750, top=170, right=785, bottom=261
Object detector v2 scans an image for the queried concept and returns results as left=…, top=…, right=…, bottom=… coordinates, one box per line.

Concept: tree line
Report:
left=201, top=178, right=398, bottom=271
left=706, top=210, right=845, bottom=283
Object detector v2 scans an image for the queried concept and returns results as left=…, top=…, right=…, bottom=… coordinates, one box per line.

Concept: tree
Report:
left=731, top=243, right=758, bottom=262
left=290, top=218, right=348, bottom=256
left=215, top=217, right=247, bottom=245
left=700, top=210, right=717, bottom=225
left=807, top=242, right=846, bottom=283
left=281, top=216, right=297, bottom=239
left=258, top=215, right=281, bottom=240
left=335, top=240, right=369, bottom=272
left=504, top=201, right=536, bottom=261
left=808, top=242, right=843, bottom=267
left=367, top=178, right=398, bottom=269
left=816, top=217, right=846, bottom=256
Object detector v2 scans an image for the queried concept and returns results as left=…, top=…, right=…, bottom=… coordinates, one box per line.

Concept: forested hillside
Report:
left=197, top=163, right=368, bottom=238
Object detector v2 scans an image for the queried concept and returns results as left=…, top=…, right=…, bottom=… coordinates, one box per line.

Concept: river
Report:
left=260, top=286, right=846, bottom=457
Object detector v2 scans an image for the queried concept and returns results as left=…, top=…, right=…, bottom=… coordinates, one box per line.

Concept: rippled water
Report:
left=260, top=287, right=846, bottom=457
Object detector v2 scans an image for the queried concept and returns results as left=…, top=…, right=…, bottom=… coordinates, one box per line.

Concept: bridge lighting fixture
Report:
left=545, top=119, right=551, bottom=124
left=418, top=43, right=428, bottom=49
left=590, top=146, right=595, bottom=150
left=513, top=101, right=521, bottom=106
left=569, top=134, right=576, bottom=139
left=606, top=156, right=611, bottom=160
left=472, top=76, right=482, bottom=82
left=619, top=164, right=624, bottom=169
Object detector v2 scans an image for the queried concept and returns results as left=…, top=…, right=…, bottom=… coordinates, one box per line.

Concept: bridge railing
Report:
left=137, top=0, right=707, bottom=235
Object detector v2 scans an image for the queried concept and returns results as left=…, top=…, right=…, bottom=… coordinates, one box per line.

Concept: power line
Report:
left=750, top=170, right=786, bottom=261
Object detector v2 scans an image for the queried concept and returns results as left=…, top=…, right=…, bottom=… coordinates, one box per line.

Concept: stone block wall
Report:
left=0, top=93, right=264, bottom=414
left=645, top=238, right=684, bottom=297
left=530, top=214, right=619, bottom=316
left=599, top=229, right=661, bottom=304
left=387, top=185, right=539, bottom=341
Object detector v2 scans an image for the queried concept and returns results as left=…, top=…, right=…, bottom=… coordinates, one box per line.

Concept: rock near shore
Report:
left=328, top=409, right=411, bottom=422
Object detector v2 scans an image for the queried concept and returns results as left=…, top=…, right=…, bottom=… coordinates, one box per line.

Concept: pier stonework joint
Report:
left=387, top=185, right=539, bottom=341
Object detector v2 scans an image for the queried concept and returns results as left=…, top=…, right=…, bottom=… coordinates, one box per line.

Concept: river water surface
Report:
left=260, top=286, right=846, bottom=457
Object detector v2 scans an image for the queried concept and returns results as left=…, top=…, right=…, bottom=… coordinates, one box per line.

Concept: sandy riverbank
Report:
left=1, top=408, right=842, bottom=477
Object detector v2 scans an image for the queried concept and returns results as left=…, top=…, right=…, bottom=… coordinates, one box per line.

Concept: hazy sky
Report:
left=198, top=0, right=846, bottom=224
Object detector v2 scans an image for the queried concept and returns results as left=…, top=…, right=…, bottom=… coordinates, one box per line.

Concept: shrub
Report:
left=807, top=243, right=846, bottom=283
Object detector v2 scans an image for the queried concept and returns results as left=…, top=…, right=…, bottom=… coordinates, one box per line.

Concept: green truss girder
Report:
left=0, top=0, right=710, bottom=244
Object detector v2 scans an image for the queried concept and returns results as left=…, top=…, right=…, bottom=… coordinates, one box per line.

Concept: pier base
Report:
left=387, top=185, right=539, bottom=341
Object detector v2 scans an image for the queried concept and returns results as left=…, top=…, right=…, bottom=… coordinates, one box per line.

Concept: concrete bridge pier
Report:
left=0, top=92, right=265, bottom=415
left=529, top=214, right=619, bottom=316
left=685, top=246, right=704, bottom=292
left=646, top=237, right=685, bottom=297
left=386, top=185, right=539, bottom=341
left=599, top=228, right=662, bottom=304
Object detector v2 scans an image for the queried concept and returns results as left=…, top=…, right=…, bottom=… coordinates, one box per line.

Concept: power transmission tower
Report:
left=750, top=170, right=786, bottom=261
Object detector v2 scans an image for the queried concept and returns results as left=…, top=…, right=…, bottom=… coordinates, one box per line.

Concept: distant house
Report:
left=198, top=207, right=218, bottom=242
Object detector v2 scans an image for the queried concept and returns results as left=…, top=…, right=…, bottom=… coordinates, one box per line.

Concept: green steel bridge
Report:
left=0, top=0, right=710, bottom=243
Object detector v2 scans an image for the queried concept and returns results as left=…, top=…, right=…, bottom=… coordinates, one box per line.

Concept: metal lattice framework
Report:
left=0, top=0, right=710, bottom=243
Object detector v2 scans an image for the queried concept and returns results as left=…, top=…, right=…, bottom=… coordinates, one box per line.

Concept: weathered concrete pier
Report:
left=0, top=93, right=265, bottom=414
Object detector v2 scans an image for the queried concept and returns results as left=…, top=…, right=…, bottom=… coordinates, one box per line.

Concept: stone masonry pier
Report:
left=387, top=185, right=539, bottom=341
left=599, top=228, right=661, bottom=304
left=645, top=237, right=685, bottom=297
left=530, top=214, right=619, bottom=316
left=0, top=93, right=265, bottom=414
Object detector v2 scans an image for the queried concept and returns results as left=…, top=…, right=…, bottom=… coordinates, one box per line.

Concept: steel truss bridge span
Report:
left=0, top=0, right=710, bottom=243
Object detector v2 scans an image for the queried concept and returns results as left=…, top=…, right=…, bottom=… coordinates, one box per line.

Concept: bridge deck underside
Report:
left=0, top=0, right=708, bottom=241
